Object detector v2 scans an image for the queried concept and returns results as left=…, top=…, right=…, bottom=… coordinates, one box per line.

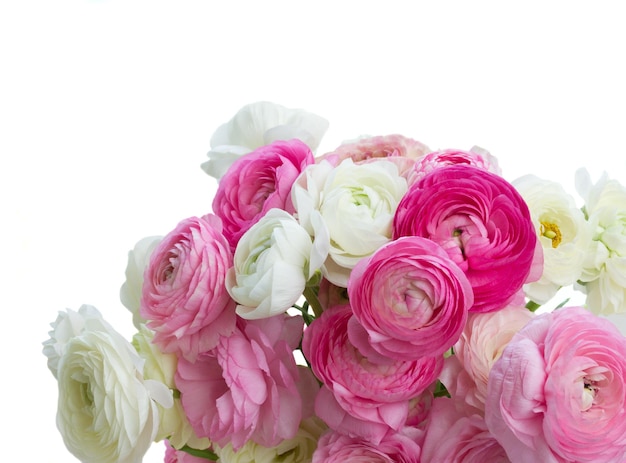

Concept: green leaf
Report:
left=178, top=445, right=219, bottom=461
left=525, top=300, right=541, bottom=312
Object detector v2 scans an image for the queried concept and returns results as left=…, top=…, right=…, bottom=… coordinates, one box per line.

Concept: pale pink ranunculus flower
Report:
left=302, top=304, right=441, bottom=443
left=212, top=138, right=315, bottom=248
left=317, top=134, right=431, bottom=179
left=312, top=427, right=423, bottom=463
left=164, top=441, right=213, bottom=463
left=140, top=214, right=236, bottom=362
left=393, top=165, right=542, bottom=313
left=348, top=236, right=474, bottom=360
left=406, top=146, right=502, bottom=187
left=175, top=315, right=307, bottom=451
left=486, top=306, right=626, bottom=462
left=421, top=398, right=509, bottom=463
left=440, top=303, right=534, bottom=412
left=316, top=277, right=349, bottom=312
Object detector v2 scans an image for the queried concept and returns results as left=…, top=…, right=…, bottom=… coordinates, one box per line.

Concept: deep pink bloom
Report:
left=407, top=147, right=501, bottom=186
left=393, top=165, right=542, bottom=313
left=312, top=428, right=423, bottom=463
left=212, top=138, right=314, bottom=248
left=486, top=307, right=626, bottom=462
left=175, top=315, right=306, bottom=450
left=302, top=304, right=441, bottom=443
left=317, top=134, right=431, bottom=178
left=348, top=236, right=474, bottom=359
left=421, top=398, right=508, bottom=463
left=140, top=214, right=236, bottom=362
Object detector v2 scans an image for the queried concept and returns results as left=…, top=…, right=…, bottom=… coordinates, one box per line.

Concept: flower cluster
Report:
left=44, top=102, right=626, bottom=463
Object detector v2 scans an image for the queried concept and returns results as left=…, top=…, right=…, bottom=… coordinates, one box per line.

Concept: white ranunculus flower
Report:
left=132, top=327, right=210, bottom=450
left=120, top=235, right=162, bottom=329
left=43, top=304, right=115, bottom=378
left=513, top=174, right=592, bottom=303
left=56, top=327, right=166, bottom=463
left=201, top=101, right=329, bottom=180
left=226, top=208, right=328, bottom=319
left=215, top=416, right=327, bottom=463
left=292, top=158, right=407, bottom=287
left=575, top=168, right=626, bottom=314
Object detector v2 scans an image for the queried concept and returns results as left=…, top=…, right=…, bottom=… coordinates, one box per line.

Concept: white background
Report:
left=2, top=1, right=626, bottom=462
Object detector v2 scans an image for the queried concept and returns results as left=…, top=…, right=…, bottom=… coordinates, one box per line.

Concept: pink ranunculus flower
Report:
left=164, top=441, right=214, bottom=463
left=485, top=307, right=626, bottom=463
left=348, top=236, right=474, bottom=360
left=312, top=427, right=423, bottom=463
left=393, top=165, right=542, bottom=313
left=421, top=398, right=509, bottom=463
left=440, top=303, right=534, bottom=412
left=406, top=146, right=502, bottom=186
left=175, top=315, right=307, bottom=451
left=212, top=138, right=315, bottom=248
left=302, top=304, right=442, bottom=443
left=317, top=134, right=431, bottom=179
left=316, top=277, right=349, bottom=312
left=140, top=214, right=236, bottom=362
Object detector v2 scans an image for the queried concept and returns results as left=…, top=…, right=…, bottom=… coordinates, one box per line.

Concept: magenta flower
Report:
left=348, top=236, right=474, bottom=360
left=393, top=165, right=542, bottom=313
left=302, top=304, right=441, bottom=443
left=175, top=315, right=306, bottom=451
left=486, top=307, right=626, bottom=462
left=140, top=214, right=236, bottom=362
left=212, top=138, right=314, bottom=248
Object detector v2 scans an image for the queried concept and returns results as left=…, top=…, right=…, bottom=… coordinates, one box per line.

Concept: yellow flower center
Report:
left=540, top=221, right=562, bottom=248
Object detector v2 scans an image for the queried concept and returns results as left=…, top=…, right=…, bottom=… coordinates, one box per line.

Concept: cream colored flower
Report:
left=576, top=168, right=626, bottom=314
left=119, top=235, right=162, bottom=329
left=226, top=208, right=328, bottom=319
left=56, top=327, right=165, bottom=463
left=513, top=174, right=592, bottom=303
left=201, top=101, right=329, bottom=180
left=132, top=326, right=210, bottom=450
left=292, top=158, right=407, bottom=287
left=215, top=417, right=327, bottom=463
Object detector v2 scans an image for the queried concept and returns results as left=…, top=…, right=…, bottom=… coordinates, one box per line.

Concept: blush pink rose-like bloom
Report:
left=393, top=165, right=542, bottom=313
left=312, top=428, right=423, bottom=463
left=440, top=303, right=534, bottom=412
left=140, top=214, right=236, bottom=362
left=348, top=236, right=474, bottom=360
left=317, top=134, right=431, bottom=179
left=212, top=138, right=314, bottom=248
left=302, top=304, right=442, bottom=443
left=175, top=315, right=307, bottom=451
left=406, top=147, right=502, bottom=186
left=485, top=307, right=626, bottom=463
left=164, top=441, right=212, bottom=463
left=421, top=398, right=509, bottom=463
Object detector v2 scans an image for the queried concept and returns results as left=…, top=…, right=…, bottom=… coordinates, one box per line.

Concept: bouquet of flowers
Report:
left=43, top=101, right=626, bottom=463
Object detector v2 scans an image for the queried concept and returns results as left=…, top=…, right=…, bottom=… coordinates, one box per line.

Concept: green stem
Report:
left=303, top=286, right=323, bottom=318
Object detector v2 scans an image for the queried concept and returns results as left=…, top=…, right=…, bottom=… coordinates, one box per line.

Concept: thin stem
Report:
left=303, top=286, right=323, bottom=318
